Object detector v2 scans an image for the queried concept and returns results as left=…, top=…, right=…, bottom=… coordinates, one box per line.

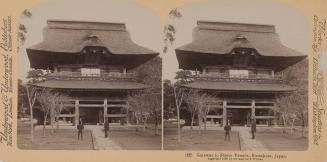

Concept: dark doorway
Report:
left=79, top=107, right=100, bottom=124
left=227, top=109, right=251, bottom=126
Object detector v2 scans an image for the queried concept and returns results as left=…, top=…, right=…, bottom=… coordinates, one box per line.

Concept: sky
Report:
left=162, top=0, right=308, bottom=81
left=18, top=0, right=308, bottom=82
left=18, top=0, right=161, bottom=81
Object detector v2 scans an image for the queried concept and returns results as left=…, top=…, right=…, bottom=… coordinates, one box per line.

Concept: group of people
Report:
left=224, top=119, right=257, bottom=141
left=76, top=119, right=110, bottom=140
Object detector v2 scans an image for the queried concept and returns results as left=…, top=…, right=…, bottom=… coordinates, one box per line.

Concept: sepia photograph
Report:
left=17, top=0, right=162, bottom=150
left=163, top=0, right=308, bottom=151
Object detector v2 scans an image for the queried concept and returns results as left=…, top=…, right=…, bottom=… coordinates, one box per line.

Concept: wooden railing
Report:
left=46, top=72, right=135, bottom=81
left=195, top=72, right=284, bottom=83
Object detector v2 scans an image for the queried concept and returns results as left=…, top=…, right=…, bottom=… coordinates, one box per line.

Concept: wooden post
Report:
left=222, top=100, right=227, bottom=126
left=251, top=100, right=255, bottom=120
left=273, top=103, right=277, bottom=127
left=74, top=99, right=79, bottom=126
left=104, top=98, right=107, bottom=123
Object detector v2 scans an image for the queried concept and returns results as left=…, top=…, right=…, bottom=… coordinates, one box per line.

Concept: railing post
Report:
left=222, top=100, right=227, bottom=126
left=251, top=100, right=256, bottom=120
left=104, top=98, right=108, bottom=123
left=74, top=99, right=79, bottom=126
left=273, top=103, right=277, bottom=127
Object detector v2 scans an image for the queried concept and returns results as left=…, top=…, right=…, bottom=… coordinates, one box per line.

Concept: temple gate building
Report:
left=27, top=20, right=158, bottom=125
left=176, top=21, right=306, bottom=126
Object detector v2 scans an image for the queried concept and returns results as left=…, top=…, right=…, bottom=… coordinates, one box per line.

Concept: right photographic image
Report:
left=163, top=0, right=308, bottom=151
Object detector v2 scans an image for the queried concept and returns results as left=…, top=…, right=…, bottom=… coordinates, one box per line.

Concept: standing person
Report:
left=104, top=119, right=109, bottom=138
left=77, top=119, right=84, bottom=140
left=251, top=119, right=256, bottom=139
left=224, top=120, right=231, bottom=141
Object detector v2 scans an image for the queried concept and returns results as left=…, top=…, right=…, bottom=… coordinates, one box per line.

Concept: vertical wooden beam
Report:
left=104, top=98, right=108, bottom=123
left=251, top=100, right=255, bottom=120
left=126, top=101, right=130, bottom=125
left=74, top=99, right=79, bottom=126
left=222, top=100, right=227, bottom=126
left=273, top=102, right=277, bottom=126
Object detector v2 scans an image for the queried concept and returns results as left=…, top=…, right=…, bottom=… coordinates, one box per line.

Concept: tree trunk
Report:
left=143, top=117, right=147, bottom=132
left=282, top=115, right=287, bottom=134
left=301, top=112, right=306, bottom=137
left=204, top=116, right=207, bottom=131
left=26, top=86, right=34, bottom=142
left=56, top=116, right=59, bottom=130
left=290, top=118, right=295, bottom=134
left=43, top=114, right=47, bottom=136
left=177, top=105, right=181, bottom=142
left=198, top=113, right=202, bottom=134
left=154, top=110, right=159, bottom=135
left=191, top=113, right=195, bottom=130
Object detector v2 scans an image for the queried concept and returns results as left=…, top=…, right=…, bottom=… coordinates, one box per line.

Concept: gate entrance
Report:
left=227, top=109, right=251, bottom=126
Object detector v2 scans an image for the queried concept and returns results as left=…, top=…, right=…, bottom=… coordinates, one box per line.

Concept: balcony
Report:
left=46, top=72, right=136, bottom=81
left=195, top=72, right=284, bottom=83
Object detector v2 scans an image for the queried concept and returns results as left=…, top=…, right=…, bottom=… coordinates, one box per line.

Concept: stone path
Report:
left=85, top=125, right=122, bottom=150
left=234, top=127, right=268, bottom=151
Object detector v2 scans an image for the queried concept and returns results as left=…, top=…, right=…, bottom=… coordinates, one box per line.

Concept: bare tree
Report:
left=184, top=90, right=200, bottom=131
left=37, top=89, right=64, bottom=136
left=173, top=85, right=185, bottom=142
left=25, top=85, right=38, bottom=142
left=127, top=93, right=151, bottom=132
left=53, top=94, right=69, bottom=130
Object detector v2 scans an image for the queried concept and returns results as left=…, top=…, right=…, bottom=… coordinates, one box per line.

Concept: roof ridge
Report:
left=47, top=19, right=127, bottom=31
left=197, top=21, right=276, bottom=33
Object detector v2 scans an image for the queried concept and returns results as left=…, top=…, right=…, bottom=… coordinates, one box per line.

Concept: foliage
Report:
left=129, top=56, right=162, bottom=135
left=163, top=8, right=182, bottom=54
left=36, top=89, right=68, bottom=135
left=174, top=70, right=194, bottom=85
left=163, top=80, right=175, bottom=119
left=18, top=79, right=28, bottom=117
left=275, top=58, right=308, bottom=135
left=18, top=9, right=32, bottom=46
left=26, top=69, right=48, bottom=83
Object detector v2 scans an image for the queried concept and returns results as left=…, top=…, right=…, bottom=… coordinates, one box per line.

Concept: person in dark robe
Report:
left=251, top=119, right=256, bottom=139
left=104, top=119, right=110, bottom=138
left=224, top=120, right=231, bottom=141
left=77, top=118, right=84, bottom=140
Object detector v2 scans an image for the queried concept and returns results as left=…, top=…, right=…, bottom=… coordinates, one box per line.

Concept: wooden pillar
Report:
left=104, top=98, right=107, bottom=123
left=222, top=100, right=227, bottom=126
left=273, top=103, right=277, bottom=126
left=74, top=99, right=79, bottom=126
left=126, top=103, right=130, bottom=125
left=251, top=100, right=255, bottom=120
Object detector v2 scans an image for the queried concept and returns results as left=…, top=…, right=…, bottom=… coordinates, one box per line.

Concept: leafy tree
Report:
left=163, top=8, right=182, bottom=54
left=163, top=80, right=175, bottom=119
left=174, top=70, right=194, bottom=85
left=37, top=89, right=67, bottom=136
left=276, top=58, right=308, bottom=136
left=18, top=79, right=28, bottom=118
left=26, top=69, right=48, bottom=84
left=18, top=9, right=32, bottom=46
left=127, top=93, right=151, bottom=132
left=129, top=56, right=162, bottom=135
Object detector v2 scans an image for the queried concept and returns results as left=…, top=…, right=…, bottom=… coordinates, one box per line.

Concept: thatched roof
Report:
left=34, top=80, right=149, bottom=90
left=27, top=20, right=158, bottom=69
left=183, top=80, right=295, bottom=92
left=176, top=21, right=306, bottom=71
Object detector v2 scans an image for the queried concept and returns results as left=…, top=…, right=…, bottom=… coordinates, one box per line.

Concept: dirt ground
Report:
left=256, top=127, right=308, bottom=151
left=18, top=128, right=94, bottom=150
left=164, top=127, right=241, bottom=150
left=109, top=128, right=161, bottom=150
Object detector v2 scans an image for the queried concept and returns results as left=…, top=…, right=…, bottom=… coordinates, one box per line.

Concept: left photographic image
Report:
left=17, top=0, right=162, bottom=150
